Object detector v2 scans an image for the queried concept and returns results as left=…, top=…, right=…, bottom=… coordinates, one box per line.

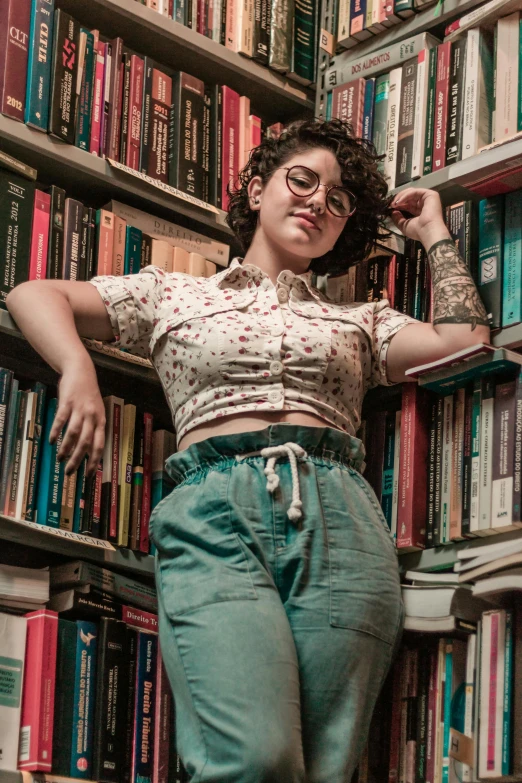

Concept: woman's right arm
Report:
left=5, top=280, right=115, bottom=477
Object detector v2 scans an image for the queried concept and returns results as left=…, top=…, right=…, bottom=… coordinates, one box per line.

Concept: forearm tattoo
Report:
left=427, top=239, right=490, bottom=331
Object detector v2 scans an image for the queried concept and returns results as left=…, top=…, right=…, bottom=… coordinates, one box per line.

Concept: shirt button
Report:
left=270, top=360, right=283, bottom=376
left=277, top=288, right=289, bottom=303
left=268, top=389, right=282, bottom=403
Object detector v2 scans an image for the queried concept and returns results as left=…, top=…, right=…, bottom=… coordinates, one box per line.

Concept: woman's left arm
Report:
left=384, top=187, right=491, bottom=384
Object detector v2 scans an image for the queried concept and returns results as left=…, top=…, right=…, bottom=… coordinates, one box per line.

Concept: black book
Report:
left=0, top=168, right=35, bottom=308
left=46, top=185, right=66, bottom=280
left=78, top=206, right=90, bottom=281
left=0, top=369, right=14, bottom=473
left=122, top=627, right=138, bottom=783
left=220, top=0, right=227, bottom=45
left=404, top=241, right=418, bottom=317
left=119, top=49, right=133, bottom=165
left=432, top=395, right=444, bottom=546
left=252, top=0, right=269, bottom=65
left=62, top=198, right=83, bottom=280
left=202, top=89, right=211, bottom=204
left=139, top=57, right=154, bottom=175
left=92, top=618, right=130, bottom=783
left=394, top=253, right=406, bottom=315
left=415, top=647, right=430, bottom=783
left=426, top=400, right=437, bottom=548
left=461, top=385, right=473, bottom=535
left=207, top=84, right=222, bottom=209
left=411, top=245, right=426, bottom=320
left=49, top=9, right=80, bottom=143
left=445, top=37, right=467, bottom=166
left=48, top=585, right=122, bottom=619
left=168, top=72, right=206, bottom=199
left=25, top=381, right=47, bottom=522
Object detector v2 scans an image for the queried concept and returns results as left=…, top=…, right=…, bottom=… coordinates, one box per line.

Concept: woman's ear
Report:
left=247, top=175, right=263, bottom=211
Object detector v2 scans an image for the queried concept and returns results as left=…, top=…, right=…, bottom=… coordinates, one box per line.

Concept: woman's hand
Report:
left=50, top=361, right=106, bottom=477
left=389, top=187, right=447, bottom=243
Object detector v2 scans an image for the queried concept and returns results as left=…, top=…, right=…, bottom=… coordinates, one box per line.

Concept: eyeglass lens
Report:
left=286, top=166, right=354, bottom=217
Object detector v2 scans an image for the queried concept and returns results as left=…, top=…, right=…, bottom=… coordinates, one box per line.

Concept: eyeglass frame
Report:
left=277, top=165, right=357, bottom=218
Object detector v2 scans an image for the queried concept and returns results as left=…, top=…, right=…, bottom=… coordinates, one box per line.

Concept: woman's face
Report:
left=248, top=147, right=351, bottom=261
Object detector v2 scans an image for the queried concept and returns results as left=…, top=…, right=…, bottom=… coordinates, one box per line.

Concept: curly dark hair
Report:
left=226, top=117, right=396, bottom=277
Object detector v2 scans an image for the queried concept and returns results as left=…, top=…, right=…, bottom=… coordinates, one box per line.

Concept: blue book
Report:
left=326, top=90, right=332, bottom=120
left=362, top=78, right=375, bottom=141
left=70, top=620, right=98, bottom=778
left=380, top=411, right=395, bottom=528
left=35, top=398, right=65, bottom=527
left=502, top=610, right=513, bottom=775
left=478, top=195, right=504, bottom=330
left=133, top=631, right=158, bottom=783
left=25, top=0, right=55, bottom=130
left=124, top=226, right=143, bottom=275
left=75, top=29, right=95, bottom=151
left=502, top=190, right=522, bottom=328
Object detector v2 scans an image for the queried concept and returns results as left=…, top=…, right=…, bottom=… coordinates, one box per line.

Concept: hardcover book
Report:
left=25, top=0, right=55, bottom=130
left=0, top=0, right=32, bottom=122
left=48, top=8, right=80, bottom=143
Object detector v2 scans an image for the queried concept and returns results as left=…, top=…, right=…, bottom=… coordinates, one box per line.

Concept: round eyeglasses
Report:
left=279, top=165, right=357, bottom=218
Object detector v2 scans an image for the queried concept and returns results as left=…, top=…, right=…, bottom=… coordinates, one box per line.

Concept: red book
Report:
left=122, top=605, right=158, bottom=634
left=110, top=399, right=122, bottom=542
left=425, top=646, right=439, bottom=783
left=18, top=610, right=58, bottom=771
left=396, top=383, right=431, bottom=551
left=432, top=42, right=451, bottom=172
left=29, top=190, right=51, bottom=281
left=331, top=79, right=366, bottom=136
left=90, top=38, right=105, bottom=156
left=0, top=0, right=31, bottom=121
left=386, top=255, right=396, bottom=308
left=148, top=69, right=171, bottom=184
left=152, top=650, right=171, bottom=783
left=387, top=659, right=402, bottom=782
left=140, top=412, right=153, bottom=553
left=126, top=55, right=144, bottom=171
left=221, top=85, right=240, bottom=209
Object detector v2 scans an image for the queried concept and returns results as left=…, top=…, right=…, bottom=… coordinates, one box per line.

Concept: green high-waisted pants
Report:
left=151, top=423, right=404, bottom=783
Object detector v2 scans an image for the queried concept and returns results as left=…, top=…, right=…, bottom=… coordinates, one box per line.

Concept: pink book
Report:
left=90, top=39, right=106, bottom=156
left=28, top=190, right=51, bottom=281
left=122, top=605, right=158, bottom=634
left=18, top=610, right=58, bottom=771
left=152, top=648, right=171, bottom=783
left=249, top=114, right=262, bottom=148
left=221, top=86, right=240, bottom=210
left=126, top=55, right=144, bottom=171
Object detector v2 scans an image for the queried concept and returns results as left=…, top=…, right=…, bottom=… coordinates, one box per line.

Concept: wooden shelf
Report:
left=492, top=323, right=522, bottom=350
left=0, top=116, right=233, bottom=243
left=57, top=0, right=314, bottom=124
left=0, top=512, right=155, bottom=578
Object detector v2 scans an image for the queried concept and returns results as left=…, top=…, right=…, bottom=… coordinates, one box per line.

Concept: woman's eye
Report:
left=290, top=177, right=310, bottom=187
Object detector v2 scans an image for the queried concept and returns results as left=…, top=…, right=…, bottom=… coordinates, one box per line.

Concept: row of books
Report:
left=327, top=9, right=521, bottom=189
left=0, top=369, right=178, bottom=554
left=386, top=606, right=521, bottom=782
left=335, top=0, right=439, bottom=51
left=0, top=151, right=230, bottom=309
left=0, top=599, right=188, bottom=780
left=0, top=0, right=277, bottom=207
left=133, top=0, right=318, bottom=85
left=361, top=348, right=522, bottom=551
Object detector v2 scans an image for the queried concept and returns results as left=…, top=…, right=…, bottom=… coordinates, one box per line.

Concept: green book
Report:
left=288, top=0, right=318, bottom=85
left=75, top=29, right=95, bottom=151
left=423, top=46, right=438, bottom=176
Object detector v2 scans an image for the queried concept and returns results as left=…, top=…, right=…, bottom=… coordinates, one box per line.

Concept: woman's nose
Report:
left=305, top=188, right=327, bottom=214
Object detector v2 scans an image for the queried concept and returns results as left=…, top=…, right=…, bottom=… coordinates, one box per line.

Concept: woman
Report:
left=7, top=119, right=490, bottom=783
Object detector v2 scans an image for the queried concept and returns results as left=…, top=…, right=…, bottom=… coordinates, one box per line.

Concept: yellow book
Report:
left=188, top=252, right=207, bottom=276
left=118, top=403, right=136, bottom=547
left=151, top=239, right=173, bottom=272
left=172, top=246, right=190, bottom=273
left=205, top=260, right=217, bottom=277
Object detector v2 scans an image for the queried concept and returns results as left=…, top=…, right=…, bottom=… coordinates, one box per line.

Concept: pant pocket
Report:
left=317, top=466, right=402, bottom=646
left=152, top=467, right=258, bottom=619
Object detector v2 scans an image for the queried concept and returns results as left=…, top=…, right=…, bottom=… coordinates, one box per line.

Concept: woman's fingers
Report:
left=87, top=423, right=106, bottom=477
left=64, top=417, right=95, bottom=475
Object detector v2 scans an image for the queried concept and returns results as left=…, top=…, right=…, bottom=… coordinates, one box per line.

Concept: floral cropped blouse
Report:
left=89, top=257, right=420, bottom=450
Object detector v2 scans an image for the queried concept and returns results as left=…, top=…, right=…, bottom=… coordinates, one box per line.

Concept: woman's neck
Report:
left=242, top=230, right=311, bottom=285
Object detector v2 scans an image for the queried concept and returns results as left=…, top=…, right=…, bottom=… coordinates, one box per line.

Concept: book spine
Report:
left=89, top=39, right=105, bottom=156
left=112, top=214, right=126, bottom=277
left=25, top=0, right=55, bottom=130
left=441, top=394, right=454, bottom=543
left=152, top=652, right=171, bottom=783
left=106, top=37, right=124, bottom=161
left=29, top=190, right=51, bottom=281
left=426, top=400, right=437, bottom=548
left=470, top=379, right=482, bottom=533
left=131, top=632, right=158, bottom=783
left=139, top=58, right=154, bottom=175
left=0, top=170, right=35, bottom=307
left=445, top=37, right=466, bottom=165
left=423, top=46, right=438, bottom=175
left=0, top=369, right=13, bottom=474
left=461, top=385, right=473, bottom=536
left=70, top=620, right=97, bottom=778
left=95, top=209, right=115, bottom=275
left=75, top=29, right=94, bottom=151
left=126, top=55, right=144, bottom=171
left=221, top=86, right=239, bottom=210
left=92, top=619, right=129, bottom=783
left=62, top=198, right=83, bottom=281
left=397, top=384, right=429, bottom=550
left=18, top=610, right=58, bottom=771
left=46, top=185, right=65, bottom=280
left=123, top=629, right=138, bottom=783
left=395, top=57, right=417, bottom=187
left=390, top=409, right=401, bottom=543
left=432, top=395, right=443, bottom=546
left=169, top=73, right=205, bottom=198
left=119, top=50, right=131, bottom=165
left=207, top=84, right=223, bottom=209
left=48, top=9, right=79, bottom=143
left=502, top=190, right=522, bottom=328
left=0, top=615, right=27, bottom=769
left=450, top=386, right=465, bottom=540
left=72, top=456, right=87, bottom=532
left=129, top=413, right=144, bottom=550
left=7, top=390, right=29, bottom=518
left=140, top=412, right=153, bottom=553
left=479, top=377, right=495, bottom=533
left=148, top=97, right=170, bottom=184
left=109, top=399, right=122, bottom=542
left=513, top=370, right=522, bottom=523
left=0, top=382, right=20, bottom=514
left=52, top=619, right=77, bottom=775
left=77, top=205, right=89, bottom=281
left=502, top=610, right=513, bottom=776
left=0, top=0, right=31, bottom=121
left=24, top=382, right=47, bottom=521
left=380, top=411, right=395, bottom=528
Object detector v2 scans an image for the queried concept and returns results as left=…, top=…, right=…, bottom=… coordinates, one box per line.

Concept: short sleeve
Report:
left=369, top=299, right=420, bottom=388
left=88, top=265, right=166, bottom=358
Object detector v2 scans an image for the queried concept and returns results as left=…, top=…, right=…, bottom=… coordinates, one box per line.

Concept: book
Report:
left=48, top=8, right=80, bottom=143
left=169, top=72, right=206, bottom=199
left=0, top=0, right=32, bottom=122
left=62, top=198, right=83, bottom=281
left=140, top=411, right=153, bottom=553
left=25, top=0, right=55, bottom=131
left=118, top=403, right=136, bottom=547
left=0, top=167, right=35, bottom=308
left=268, top=0, right=293, bottom=72
left=29, top=190, right=51, bottom=281
left=148, top=69, right=171, bottom=185
left=131, top=631, right=158, bottom=783
left=75, top=28, right=95, bottom=151
left=126, top=54, right=144, bottom=171
left=221, top=86, right=240, bottom=210
left=18, top=609, right=58, bottom=771
left=46, top=185, right=66, bottom=281
left=49, top=560, right=157, bottom=612
left=0, top=613, right=27, bottom=770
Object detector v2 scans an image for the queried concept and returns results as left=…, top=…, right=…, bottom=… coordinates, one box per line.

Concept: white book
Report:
left=479, top=381, right=495, bottom=534
left=461, top=27, right=494, bottom=160
left=494, top=12, right=520, bottom=142
left=461, top=633, right=477, bottom=782
left=441, top=394, right=454, bottom=544
left=213, top=0, right=223, bottom=41
left=470, top=382, right=481, bottom=534
left=236, top=0, right=254, bottom=57
left=14, top=391, right=37, bottom=521
left=384, top=67, right=402, bottom=190
left=0, top=613, right=27, bottom=770
left=107, top=200, right=230, bottom=266
left=337, top=0, right=351, bottom=44
left=391, top=409, right=401, bottom=541
left=479, top=609, right=506, bottom=778
left=411, top=48, right=430, bottom=179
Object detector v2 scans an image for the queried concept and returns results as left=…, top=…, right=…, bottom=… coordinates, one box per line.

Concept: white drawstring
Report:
left=235, top=442, right=308, bottom=522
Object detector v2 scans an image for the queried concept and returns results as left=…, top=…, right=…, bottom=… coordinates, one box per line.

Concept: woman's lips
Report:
left=293, top=215, right=320, bottom=230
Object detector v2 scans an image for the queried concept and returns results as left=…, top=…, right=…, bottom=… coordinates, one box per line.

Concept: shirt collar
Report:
left=216, top=257, right=324, bottom=302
